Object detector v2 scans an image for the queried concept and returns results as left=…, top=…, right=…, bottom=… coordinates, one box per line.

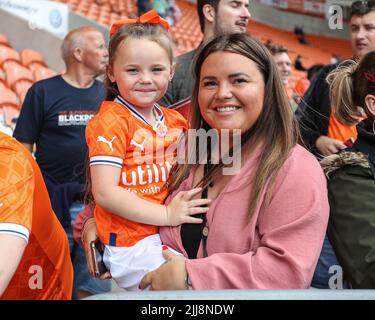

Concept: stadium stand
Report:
left=51, top=0, right=351, bottom=94
left=0, top=37, right=58, bottom=133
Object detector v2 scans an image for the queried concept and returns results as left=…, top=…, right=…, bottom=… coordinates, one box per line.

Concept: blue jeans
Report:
left=311, top=235, right=348, bottom=289
left=66, top=201, right=111, bottom=299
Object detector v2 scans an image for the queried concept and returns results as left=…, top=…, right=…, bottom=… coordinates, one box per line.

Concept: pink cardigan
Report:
left=160, top=144, right=329, bottom=289
left=74, top=145, right=329, bottom=289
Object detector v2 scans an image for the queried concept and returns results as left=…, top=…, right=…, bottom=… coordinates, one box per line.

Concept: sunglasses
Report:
left=350, top=0, right=375, bottom=16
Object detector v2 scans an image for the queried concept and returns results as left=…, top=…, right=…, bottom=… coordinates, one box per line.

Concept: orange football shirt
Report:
left=86, top=98, right=187, bottom=247
left=327, top=113, right=358, bottom=143
left=0, top=132, right=73, bottom=300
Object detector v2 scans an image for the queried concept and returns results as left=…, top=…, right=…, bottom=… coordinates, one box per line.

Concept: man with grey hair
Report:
left=13, top=27, right=110, bottom=299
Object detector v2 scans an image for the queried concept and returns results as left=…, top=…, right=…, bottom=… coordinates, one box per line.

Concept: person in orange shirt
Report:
left=0, top=132, right=73, bottom=299
left=86, top=11, right=210, bottom=291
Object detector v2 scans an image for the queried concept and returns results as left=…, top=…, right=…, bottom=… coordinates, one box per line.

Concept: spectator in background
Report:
left=0, top=132, right=73, bottom=299
left=13, top=27, right=111, bottom=299
left=296, top=0, right=375, bottom=158
left=307, top=64, right=324, bottom=82
left=267, top=44, right=299, bottom=111
left=330, top=54, right=340, bottom=64
left=294, top=54, right=307, bottom=72
left=159, top=0, right=251, bottom=106
left=293, top=64, right=325, bottom=105
left=137, top=0, right=153, bottom=15
left=153, top=0, right=169, bottom=17
left=165, top=0, right=181, bottom=26
left=322, top=51, right=375, bottom=288
left=296, top=0, right=375, bottom=289
left=294, top=25, right=308, bottom=45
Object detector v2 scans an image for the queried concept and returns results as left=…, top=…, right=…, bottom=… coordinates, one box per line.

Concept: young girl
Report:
left=85, top=11, right=210, bottom=291
left=321, top=51, right=375, bottom=288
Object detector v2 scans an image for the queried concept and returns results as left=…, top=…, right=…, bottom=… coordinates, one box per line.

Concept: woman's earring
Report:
left=373, top=120, right=375, bottom=134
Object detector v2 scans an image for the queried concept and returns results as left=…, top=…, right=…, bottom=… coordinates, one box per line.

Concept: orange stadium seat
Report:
left=20, top=49, right=47, bottom=68
left=0, top=33, right=10, bottom=47
left=0, top=68, right=6, bottom=85
left=0, top=46, right=21, bottom=68
left=14, top=81, right=33, bottom=104
left=33, top=67, right=57, bottom=82
left=4, top=63, right=34, bottom=91
left=50, top=0, right=351, bottom=61
left=0, top=86, right=20, bottom=126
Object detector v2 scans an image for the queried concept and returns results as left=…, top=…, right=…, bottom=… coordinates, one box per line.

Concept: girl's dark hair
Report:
left=169, top=33, right=299, bottom=219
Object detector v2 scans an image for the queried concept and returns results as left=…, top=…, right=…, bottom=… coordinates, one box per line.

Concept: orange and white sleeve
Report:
left=0, top=148, right=33, bottom=243
left=86, top=111, right=129, bottom=169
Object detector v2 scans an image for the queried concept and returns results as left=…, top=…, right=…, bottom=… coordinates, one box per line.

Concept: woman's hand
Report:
left=139, top=247, right=188, bottom=290
left=315, top=135, right=346, bottom=156
left=166, top=188, right=211, bottom=226
left=82, top=218, right=111, bottom=280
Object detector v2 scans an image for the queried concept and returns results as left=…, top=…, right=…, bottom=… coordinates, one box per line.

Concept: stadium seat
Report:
left=33, top=67, right=57, bottom=82
left=0, top=86, right=20, bottom=127
left=4, top=63, right=34, bottom=91
left=14, top=81, right=32, bottom=104
left=51, top=0, right=350, bottom=61
left=20, top=49, right=47, bottom=68
left=0, top=33, right=10, bottom=47
left=0, top=46, right=21, bottom=68
left=0, top=68, right=6, bottom=85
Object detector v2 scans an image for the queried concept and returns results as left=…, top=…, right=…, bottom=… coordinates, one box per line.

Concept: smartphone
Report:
left=90, top=239, right=108, bottom=278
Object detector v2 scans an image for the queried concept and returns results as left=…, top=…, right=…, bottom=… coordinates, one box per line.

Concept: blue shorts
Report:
left=66, top=201, right=111, bottom=299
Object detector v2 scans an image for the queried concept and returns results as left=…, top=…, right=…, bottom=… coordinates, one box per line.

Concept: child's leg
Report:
left=104, top=234, right=180, bottom=291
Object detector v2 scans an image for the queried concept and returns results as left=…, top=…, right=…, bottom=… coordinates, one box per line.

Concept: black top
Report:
left=295, top=62, right=339, bottom=156
left=13, top=75, right=105, bottom=184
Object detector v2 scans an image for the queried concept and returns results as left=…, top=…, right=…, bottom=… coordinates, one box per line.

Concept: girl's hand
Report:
left=165, top=188, right=211, bottom=226
left=139, top=247, right=188, bottom=290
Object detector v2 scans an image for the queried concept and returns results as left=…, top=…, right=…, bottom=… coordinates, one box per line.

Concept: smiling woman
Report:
left=141, top=33, right=330, bottom=290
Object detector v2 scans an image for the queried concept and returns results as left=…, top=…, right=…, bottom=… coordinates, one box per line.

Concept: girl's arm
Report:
left=91, top=165, right=210, bottom=226
left=0, top=235, right=27, bottom=296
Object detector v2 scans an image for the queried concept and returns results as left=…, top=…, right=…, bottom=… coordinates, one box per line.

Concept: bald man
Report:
left=13, top=27, right=110, bottom=299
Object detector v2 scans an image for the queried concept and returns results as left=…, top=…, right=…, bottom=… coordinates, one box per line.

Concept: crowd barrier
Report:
left=86, top=289, right=375, bottom=300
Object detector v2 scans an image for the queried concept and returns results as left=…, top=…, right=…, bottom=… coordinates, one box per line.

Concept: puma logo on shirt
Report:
left=97, top=136, right=117, bottom=152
